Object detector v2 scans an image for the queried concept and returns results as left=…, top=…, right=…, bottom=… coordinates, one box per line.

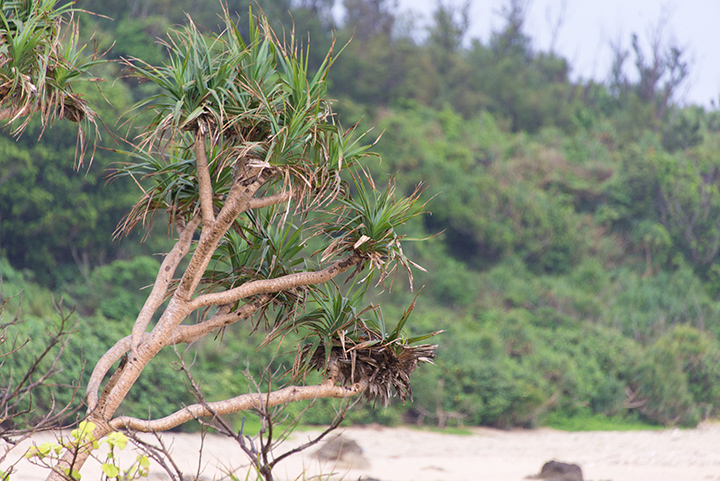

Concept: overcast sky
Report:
left=394, top=0, right=720, bottom=108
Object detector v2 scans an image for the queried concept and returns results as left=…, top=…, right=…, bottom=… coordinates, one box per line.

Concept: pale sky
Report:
left=394, top=0, right=720, bottom=108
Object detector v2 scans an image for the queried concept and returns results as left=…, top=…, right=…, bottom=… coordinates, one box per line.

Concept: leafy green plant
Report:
left=24, top=421, right=150, bottom=480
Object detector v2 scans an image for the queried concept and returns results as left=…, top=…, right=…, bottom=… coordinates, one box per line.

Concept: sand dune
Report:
left=4, top=422, right=720, bottom=480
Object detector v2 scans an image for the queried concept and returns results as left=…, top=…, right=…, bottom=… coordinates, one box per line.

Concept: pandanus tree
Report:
left=3, top=5, right=439, bottom=481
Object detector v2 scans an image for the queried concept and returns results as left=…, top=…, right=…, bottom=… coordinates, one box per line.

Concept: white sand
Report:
left=4, top=422, right=720, bottom=480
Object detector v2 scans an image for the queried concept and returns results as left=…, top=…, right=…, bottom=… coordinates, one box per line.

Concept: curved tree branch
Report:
left=110, top=378, right=369, bottom=433
left=188, top=253, right=363, bottom=310
left=86, top=336, right=133, bottom=412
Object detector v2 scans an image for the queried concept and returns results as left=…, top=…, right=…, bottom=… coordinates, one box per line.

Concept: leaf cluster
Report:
left=115, top=10, right=375, bottom=235
left=0, top=0, right=100, bottom=141
left=24, top=421, right=150, bottom=480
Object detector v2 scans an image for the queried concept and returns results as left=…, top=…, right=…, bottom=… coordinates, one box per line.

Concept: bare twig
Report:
left=125, top=431, right=184, bottom=481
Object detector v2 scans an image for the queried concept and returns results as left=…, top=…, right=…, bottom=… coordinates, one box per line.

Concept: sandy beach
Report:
left=4, top=422, right=720, bottom=480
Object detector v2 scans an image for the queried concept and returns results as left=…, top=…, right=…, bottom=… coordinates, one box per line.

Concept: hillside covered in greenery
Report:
left=4, top=0, right=720, bottom=430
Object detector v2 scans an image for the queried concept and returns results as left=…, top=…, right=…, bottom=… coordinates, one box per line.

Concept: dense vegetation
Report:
left=3, top=0, right=720, bottom=430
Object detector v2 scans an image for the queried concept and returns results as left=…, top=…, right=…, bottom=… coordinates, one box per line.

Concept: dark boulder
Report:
left=313, top=435, right=370, bottom=469
left=531, top=460, right=583, bottom=481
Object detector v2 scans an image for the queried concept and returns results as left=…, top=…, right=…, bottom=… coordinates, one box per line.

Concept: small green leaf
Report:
left=106, top=432, right=128, bottom=450
left=25, top=442, right=58, bottom=459
left=37, top=443, right=54, bottom=457
left=24, top=446, right=39, bottom=459
left=63, top=468, right=81, bottom=480
left=100, top=464, right=119, bottom=478
left=71, top=421, right=96, bottom=441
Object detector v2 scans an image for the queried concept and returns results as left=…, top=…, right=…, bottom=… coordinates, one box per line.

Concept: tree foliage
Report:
left=0, top=0, right=99, bottom=141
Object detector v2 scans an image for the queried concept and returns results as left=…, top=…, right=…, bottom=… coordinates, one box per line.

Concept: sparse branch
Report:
left=174, top=354, right=263, bottom=476
left=1, top=305, right=82, bottom=468
left=188, top=253, right=363, bottom=310
left=182, top=358, right=349, bottom=481
left=126, top=431, right=184, bottom=481
left=271, top=413, right=346, bottom=466
left=2, top=309, right=77, bottom=414
left=131, top=215, right=201, bottom=354
left=110, top=378, right=369, bottom=433
left=194, top=129, right=215, bottom=231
